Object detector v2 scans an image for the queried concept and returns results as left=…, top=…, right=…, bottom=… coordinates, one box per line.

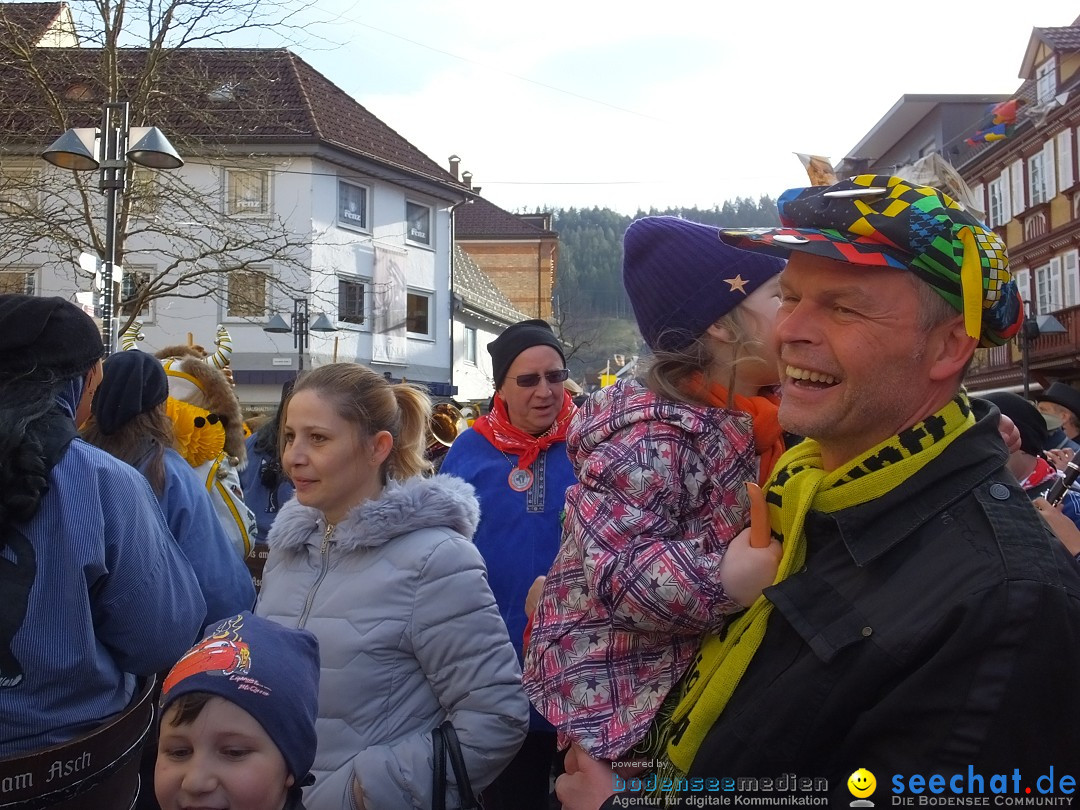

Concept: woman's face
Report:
left=155, top=697, right=294, bottom=810
left=281, top=389, right=390, bottom=524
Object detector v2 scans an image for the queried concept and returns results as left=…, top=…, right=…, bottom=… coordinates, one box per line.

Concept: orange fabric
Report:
left=683, top=373, right=785, bottom=484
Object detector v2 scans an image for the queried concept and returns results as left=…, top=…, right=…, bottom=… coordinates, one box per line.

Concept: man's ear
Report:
left=927, top=315, right=978, bottom=382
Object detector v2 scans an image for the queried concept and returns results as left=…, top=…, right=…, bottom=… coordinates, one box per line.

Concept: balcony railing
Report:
left=965, top=304, right=1080, bottom=391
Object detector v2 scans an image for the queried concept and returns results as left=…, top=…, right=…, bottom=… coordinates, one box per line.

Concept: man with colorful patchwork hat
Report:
left=556, top=176, right=1080, bottom=810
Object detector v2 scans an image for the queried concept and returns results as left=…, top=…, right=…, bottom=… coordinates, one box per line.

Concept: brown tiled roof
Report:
left=453, top=245, right=529, bottom=324
left=0, top=46, right=467, bottom=192
left=0, top=2, right=64, bottom=44
left=1035, top=27, right=1080, bottom=50
left=455, top=195, right=556, bottom=239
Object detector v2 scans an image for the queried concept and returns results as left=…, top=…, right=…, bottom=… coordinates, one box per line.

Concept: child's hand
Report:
left=719, top=483, right=781, bottom=607
left=525, top=575, right=546, bottom=618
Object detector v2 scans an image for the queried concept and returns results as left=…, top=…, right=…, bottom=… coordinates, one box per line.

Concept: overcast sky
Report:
left=278, top=1, right=1079, bottom=215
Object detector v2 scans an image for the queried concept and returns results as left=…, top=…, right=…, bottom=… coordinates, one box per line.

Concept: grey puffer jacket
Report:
left=257, top=474, right=529, bottom=810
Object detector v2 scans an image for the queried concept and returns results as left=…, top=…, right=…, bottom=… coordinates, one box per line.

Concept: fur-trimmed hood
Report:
left=156, top=351, right=246, bottom=465
left=268, top=474, right=480, bottom=553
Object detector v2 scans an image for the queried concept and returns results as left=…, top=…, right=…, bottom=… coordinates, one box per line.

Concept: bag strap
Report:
left=439, top=721, right=479, bottom=810
left=432, top=724, right=447, bottom=810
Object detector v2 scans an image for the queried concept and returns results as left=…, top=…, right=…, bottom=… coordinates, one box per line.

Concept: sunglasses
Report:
left=512, top=369, right=570, bottom=388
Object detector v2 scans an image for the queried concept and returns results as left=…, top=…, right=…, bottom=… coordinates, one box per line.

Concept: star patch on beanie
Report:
left=622, top=216, right=785, bottom=352
left=160, top=612, right=320, bottom=784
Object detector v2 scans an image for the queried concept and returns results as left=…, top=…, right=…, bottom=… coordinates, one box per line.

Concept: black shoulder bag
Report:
left=432, top=720, right=479, bottom=810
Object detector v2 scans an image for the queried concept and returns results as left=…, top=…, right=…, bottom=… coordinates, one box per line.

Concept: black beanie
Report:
left=93, top=350, right=170, bottom=435
left=979, top=392, right=1049, bottom=459
left=0, top=294, right=104, bottom=378
left=488, top=319, right=565, bottom=389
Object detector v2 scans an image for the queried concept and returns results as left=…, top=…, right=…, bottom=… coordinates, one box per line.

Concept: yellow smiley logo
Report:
left=848, top=768, right=877, bottom=798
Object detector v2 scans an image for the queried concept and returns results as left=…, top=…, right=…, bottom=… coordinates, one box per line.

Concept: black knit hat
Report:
left=978, top=392, right=1049, bottom=459
left=92, top=350, right=170, bottom=435
left=0, top=294, right=104, bottom=378
left=488, top=319, right=565, bottom=389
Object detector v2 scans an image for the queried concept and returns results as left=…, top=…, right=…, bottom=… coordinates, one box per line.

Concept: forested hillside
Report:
left=549, top=198, right=781, bottom=386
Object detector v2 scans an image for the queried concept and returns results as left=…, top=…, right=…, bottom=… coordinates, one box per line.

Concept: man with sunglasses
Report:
left=440, top=318, right=578, bottom=810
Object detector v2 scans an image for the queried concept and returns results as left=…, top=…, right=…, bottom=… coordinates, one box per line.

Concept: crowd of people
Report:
left=2, top=172, right=1080, bottom=810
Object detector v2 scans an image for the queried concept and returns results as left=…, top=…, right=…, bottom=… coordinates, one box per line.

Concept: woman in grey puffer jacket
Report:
left=256, top=363, right=529, bottom=810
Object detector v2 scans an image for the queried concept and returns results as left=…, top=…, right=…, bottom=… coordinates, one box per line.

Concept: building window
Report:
left=1030, top=151, right=1049, bottom=206
left=0, top=268, right=35, bottom=295
left=338, top=181, right=369, bottom=231
left=464, top=326, right=477, bottom=365
left=338, top=277, right=366, bottom=324
left=226, top=169, right=269, bottom=216
left=405, top=201, right=432, bottom=247
left=406, top=291, right=431, bottom=336
left=226, top=270, right=268, bottom=318
left=1035, top=260, right=1063, bottom=314
left=988, top=176, right=1006, bottom=227
left=0, top=169, right=38, bottom=215
left=1036, top=57, right=1057, bottom=105
left=119, top=268, right=152, bottom=318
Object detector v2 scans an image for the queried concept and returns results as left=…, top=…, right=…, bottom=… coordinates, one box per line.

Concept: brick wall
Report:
left=458, top=237, right=558, bottom=320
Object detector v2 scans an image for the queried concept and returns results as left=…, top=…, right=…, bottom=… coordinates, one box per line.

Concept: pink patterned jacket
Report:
left=522, top=377, right=755, bottom=759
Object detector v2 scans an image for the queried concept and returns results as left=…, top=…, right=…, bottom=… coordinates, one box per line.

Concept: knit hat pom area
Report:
left=621, top=216, right=785, bottom=352
left=160, top=612, right=320, bottom=784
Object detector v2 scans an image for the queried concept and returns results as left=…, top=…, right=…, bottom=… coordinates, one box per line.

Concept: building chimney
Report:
left=461, top=171, right=472, bottom=189
left=448, top=155, right=460, bottom=180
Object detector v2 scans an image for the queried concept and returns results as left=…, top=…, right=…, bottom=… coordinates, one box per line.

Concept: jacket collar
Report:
left=816, top=398, right=1008, bottom=567
left=267, top=474, right=479, bottom=553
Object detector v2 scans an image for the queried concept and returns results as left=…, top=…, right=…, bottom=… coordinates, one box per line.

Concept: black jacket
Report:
left=667, top=401, right=1080, bottom=806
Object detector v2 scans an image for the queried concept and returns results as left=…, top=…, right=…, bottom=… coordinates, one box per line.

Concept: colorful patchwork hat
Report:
left=718, top=174, right=1024, bottom=347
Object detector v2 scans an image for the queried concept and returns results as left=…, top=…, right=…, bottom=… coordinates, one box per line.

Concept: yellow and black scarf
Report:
left=647, top=393, right=975, bottom=802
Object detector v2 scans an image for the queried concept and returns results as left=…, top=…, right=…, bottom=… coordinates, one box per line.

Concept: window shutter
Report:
left=1064, top=250, right=1080, bottom=309
left=1059, top=129, right=1075, bottom=190
left=1015, top=268, right=1031, bottom=311
left=971, top=182, right=985, bottom=219
left=1049, top=256, right=1064, bottom=311
left=1044, top=139, right=1057, bottom=200
left=1010, top=160, right=1025, bottom=216
left=1000, top=167, right=1012, bottom=223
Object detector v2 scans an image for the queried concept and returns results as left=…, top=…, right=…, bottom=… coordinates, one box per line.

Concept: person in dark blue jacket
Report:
left=83, top=349, right=255, bottom=622
left=0, top=294, right=205, bottom=757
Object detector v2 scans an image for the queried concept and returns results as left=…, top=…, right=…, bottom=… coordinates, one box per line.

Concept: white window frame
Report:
left=464, top=326, right=477, bottom=365
left=970, top=182, right=985, bottom=219
left=988, top=175, right=1007, bottom=227
left=1059, top=129, right=1076, bottom=191
left=337, top=180, right=370, bottom=233
left=225, top=168, right=271, bottom=217
left=337, top=275, right=368, bottom=327
left=1064, top=250, right=1080, bottom=309
left=1014, top=268, right=1031, bottom=313
left=224, top=268, right=270, bottom=321
left=0, top=266, right=36, bottom=296
left=1035, top=260, right=1063, bottom=315
left=1010, top=160, right=1025, bottom=217
left=405, top=200, right=433, bottom=248
left=405, top=289, right=433, bottom=338
left=118, top=265, right=154, bottom=320
left=1037, top=57, right=1057, bottom=105
left=1030, top=151, right=1049, bottom=206
left=0, top=168, right=39, bottom=215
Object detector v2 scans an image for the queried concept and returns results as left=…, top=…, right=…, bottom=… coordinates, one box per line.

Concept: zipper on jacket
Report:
left=298, top=522, right=335, bottom=629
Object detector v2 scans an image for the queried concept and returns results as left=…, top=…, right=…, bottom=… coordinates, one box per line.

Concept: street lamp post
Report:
left=41, top=101, right=183, bottom=354
left=264, top=298, right=336, bottom=374
left=1020, top=299, right=1067, bottom=398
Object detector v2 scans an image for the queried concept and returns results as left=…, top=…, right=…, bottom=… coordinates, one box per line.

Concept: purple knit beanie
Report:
left=622, top=216, right=785, bottom=352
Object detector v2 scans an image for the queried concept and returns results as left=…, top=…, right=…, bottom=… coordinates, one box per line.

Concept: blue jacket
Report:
left=0, top=439, right=206, bottom=755
left=440, top=428, right=576, bottom=730
left=240, top=433, right=294, bottom=542
left=146, top=448, right=255, bottom=622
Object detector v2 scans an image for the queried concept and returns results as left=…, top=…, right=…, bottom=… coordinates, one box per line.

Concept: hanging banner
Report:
left=372, top=245, right=408, bottom=365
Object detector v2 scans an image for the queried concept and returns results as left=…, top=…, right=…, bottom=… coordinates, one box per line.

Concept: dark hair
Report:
left=282, top=364, right=431, bottom=482
left=81, top=405, right=175, bottom=496
left=0, top=365, right=94, bottom=536
left=163, top=691, right=212, bottom=726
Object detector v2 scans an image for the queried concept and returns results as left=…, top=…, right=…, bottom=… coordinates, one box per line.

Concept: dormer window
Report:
left=209, top=81, right=241, bottom=102
left=1036, top=57, right=1057, bottom=104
